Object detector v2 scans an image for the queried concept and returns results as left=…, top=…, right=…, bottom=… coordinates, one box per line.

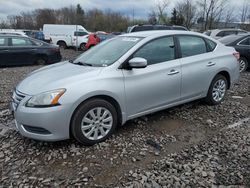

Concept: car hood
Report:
left=17, top=61, right=103, bottom=95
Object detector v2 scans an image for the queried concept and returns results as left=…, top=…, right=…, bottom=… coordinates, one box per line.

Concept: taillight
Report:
left=233, top=52, right=240, bottom=61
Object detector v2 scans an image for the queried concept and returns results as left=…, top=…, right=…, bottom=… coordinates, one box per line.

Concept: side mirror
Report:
left=128, top=57, right=147, bottom=69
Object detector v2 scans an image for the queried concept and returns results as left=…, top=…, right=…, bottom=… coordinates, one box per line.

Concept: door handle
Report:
left=2, top=50, right=9, bottom=52
left=168, top=69, right=179, bottom=75
left=207, top=62, right=216, bottom=67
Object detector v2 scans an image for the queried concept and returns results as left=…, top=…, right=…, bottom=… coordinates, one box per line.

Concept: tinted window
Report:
left=216, top=31, right=225, bottom=37
left=219, top=35, right=243, bottom=45
left=239, top=37, right=250, bottom=46
left=133, top=36, right=175, bottom=65
left=172, top=26, right=187, bottom=31
left=154, top=25, right=172, bottom=30
left=205, top=38, right=217, bottom=51
left=11, top=38, right=33, bottom=46
left=224, top=31, right=237, bottom=36
left=237, top=31, right=247, bottom=34
left=204, top=31, right=211, bottom=36
left=178, top=36, right=207, bottom=57
left=132, top=26, right=153, bottom=32
left=74, top=31, right=88, bottom=36
left=0, top=37, right=8, bottom=46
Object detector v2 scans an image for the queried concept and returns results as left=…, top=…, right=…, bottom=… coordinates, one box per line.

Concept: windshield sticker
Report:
left=122, top=37, right=140, bottom=42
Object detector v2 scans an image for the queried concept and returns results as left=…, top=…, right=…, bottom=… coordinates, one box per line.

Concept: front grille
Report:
left=12, top=89, right=26, bottom=111
left=22, top=125, right=51, bottom=135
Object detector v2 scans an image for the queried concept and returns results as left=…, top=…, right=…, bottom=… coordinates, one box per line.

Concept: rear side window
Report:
left=239, top=37, right=250, bottom=46
left=205, top=38, right=217, bottom=51
left=178, top=35, right=207, bottom=57
left=133, top=36, right=175, bottom=65
left=11, top=38, right=33, bottom=46
left=0, top=37, right=8, bottom=46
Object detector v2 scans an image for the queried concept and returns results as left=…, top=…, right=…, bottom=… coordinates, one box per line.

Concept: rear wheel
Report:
left=205, top=74, right=228, bottom=105
left=57, top=41, right=67, bottom=49
left=71, top=99, right=118, bottom=145
left=239, top=57, right=248, bottom=72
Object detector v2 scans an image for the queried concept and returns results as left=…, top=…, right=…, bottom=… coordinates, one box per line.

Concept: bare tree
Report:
left=197, top=0, right=227, bottom=30
left=176, top=0, right=197, bottom=29
left=155, top=0, right=170, bottom=24
left=240, top=0, right=249, bottom=23
left=223, top=6, right=236, bottom=28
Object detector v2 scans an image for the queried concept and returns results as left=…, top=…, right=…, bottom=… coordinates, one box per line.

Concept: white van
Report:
left=43, top=24, right=89, bottom=49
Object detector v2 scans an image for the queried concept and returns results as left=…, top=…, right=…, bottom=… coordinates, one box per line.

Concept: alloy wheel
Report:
left=212, top=79, right=226, bottom=102
left=239, top=59, right=246, bottom=72
left=81, top=107, right=113, bottom=140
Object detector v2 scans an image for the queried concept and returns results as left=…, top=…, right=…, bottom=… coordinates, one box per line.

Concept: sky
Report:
left=0, top=0, right=245, bottom=21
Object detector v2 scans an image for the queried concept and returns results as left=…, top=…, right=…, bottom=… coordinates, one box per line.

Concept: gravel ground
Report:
left=0, top=49, right=249, bottom=187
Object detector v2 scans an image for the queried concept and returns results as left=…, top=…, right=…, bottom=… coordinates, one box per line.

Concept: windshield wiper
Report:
left=72, top=61, right=93, bottom=66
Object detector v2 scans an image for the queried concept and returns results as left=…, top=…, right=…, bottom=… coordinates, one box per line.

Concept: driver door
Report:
left=122, top=36, right=181, bottom=118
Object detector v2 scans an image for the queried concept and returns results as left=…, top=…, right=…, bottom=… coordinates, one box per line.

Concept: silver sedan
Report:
left=11, top=30, right=240, bottom=145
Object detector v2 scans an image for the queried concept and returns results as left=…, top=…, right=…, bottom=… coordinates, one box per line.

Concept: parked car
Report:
left=0, top=35, right=61, bottom=67
left=84, top=34, right=101, bottom=50
left=11, top=31, right=239, bottom=145
left=203, top=29, right=248, bottom=40
left=128, top=24, right=188, bottom=33
left=219, top=34, right=250, bottom=72
left=43, top=24, right=89, bottom=49
left=0, top=31, right=27, bottom=37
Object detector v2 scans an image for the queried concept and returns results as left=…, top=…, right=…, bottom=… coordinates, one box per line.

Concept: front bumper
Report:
left=12, top=102, right=71, bottom=142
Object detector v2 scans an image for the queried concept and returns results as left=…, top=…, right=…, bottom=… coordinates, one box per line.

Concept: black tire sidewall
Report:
left=71, top=99, right=118, bottom=145
left=206, top=75, right=228, bottom=105
left=58, top=42, right=66, bottom=49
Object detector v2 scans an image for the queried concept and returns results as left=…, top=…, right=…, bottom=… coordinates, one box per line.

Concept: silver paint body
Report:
left=11, top=31, right=239, bottom=141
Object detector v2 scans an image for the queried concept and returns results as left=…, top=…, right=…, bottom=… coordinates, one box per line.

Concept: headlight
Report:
left=26, top=89, right=66, bottom=107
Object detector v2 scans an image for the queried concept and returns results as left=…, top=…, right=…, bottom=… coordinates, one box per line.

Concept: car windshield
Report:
left=73, top=36, right=143, bottom=66
left=219, top=35, right=243, bottom=45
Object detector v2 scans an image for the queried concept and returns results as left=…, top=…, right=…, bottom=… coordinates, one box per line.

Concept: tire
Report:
left=205, top=74, right=228, bottom=105
left=80, top=43, right=86, bottom=51
left=35, top=56, right=47, bottom=65
left=57, top=41, right=67, bottom=49
left=239, top=57, right=248, bottom=72
left=71, top=99, right=118, bottom=145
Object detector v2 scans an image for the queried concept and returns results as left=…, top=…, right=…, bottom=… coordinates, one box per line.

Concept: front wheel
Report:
left=71, top=99, right=118, bottom=145
left=205, top=74, right=228, bottom=105
left=239, top=57, right=248, bottom=72
left=79, top=43, right=87, bottom=51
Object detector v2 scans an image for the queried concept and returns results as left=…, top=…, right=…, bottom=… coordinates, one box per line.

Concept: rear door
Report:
left=177, top=35, right=217, bottom=101
left=9, top=37, right=37, bottom=65
left=0, top=36, right=10, bottom=66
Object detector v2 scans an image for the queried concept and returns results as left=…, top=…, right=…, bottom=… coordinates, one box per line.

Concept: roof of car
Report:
left=122, top=30, right=200, bottom=38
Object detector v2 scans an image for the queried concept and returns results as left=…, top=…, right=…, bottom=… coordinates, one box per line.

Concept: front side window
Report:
left=133, top=36, right=175, bottom=65
left=178, top=35, right=207, bottom=57
left=223, top=30, right=237, bottom=36
left=11, top=38, right=33, bottom=46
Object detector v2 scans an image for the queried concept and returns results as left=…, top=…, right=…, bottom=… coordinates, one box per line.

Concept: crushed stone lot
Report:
left=0, top=49, right=250, bottom=187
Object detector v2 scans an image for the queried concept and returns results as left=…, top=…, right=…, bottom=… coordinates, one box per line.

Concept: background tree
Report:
left=170, top=8, right=184, bottom=25
left=176, top=0, right=196, bottom=29
left=197, top=0, right=227, bottom=31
